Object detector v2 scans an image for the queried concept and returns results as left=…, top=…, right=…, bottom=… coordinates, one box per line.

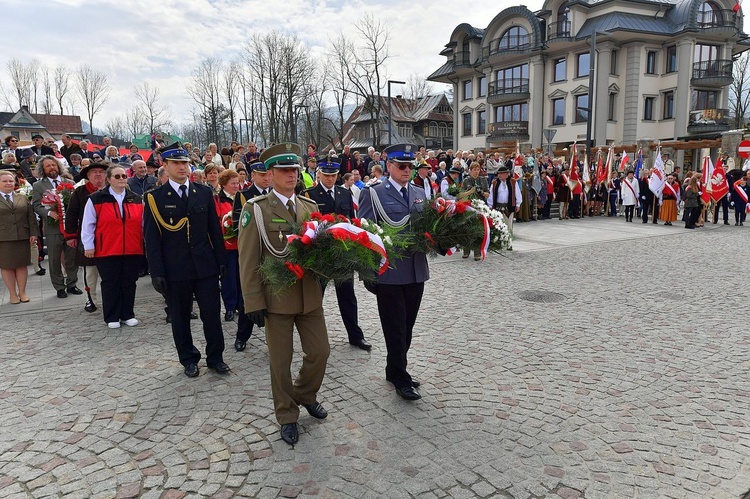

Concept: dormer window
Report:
left=697, top=1, right=722, bottom=27
left=499, top=26, right=530, bottom=51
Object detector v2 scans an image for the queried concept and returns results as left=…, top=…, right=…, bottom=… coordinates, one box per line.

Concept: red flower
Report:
left=351, top=218, right=361, bottom=227
left=284, top=261, right=305, bottom=279
left=57, top=182, right=75, bottom=191
left=455, top=201, right=470, bottom=214
left=357, top=231, right=370, bottom=245
left=424, top=232, right=434, bottom=246
left=310, top=212, right=324, bottom=221
left=321, top=214, right=335, bottom=224
left=336, top=214, right=349, bottom=223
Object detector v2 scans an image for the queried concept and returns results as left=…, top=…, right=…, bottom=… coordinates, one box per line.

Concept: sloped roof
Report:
left=428, top=60, right=456, bottom=81
left=576, top=11, right=678, bottom=38
left=0, top=108, right=83, bottom=135
left=350, top=95, right=452, bottom=124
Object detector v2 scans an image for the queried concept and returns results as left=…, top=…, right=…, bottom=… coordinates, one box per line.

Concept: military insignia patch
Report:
left=241, top=210, right=252, bottom=228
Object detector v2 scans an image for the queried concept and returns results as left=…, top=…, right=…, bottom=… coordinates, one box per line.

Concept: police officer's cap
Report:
left=383, top=143, right=416, bottom=163
left=248, top=160, right=268, bottom=173
left=317, top=160, right=339, bottom=175
left=260, top=143, right=301, bottom=169
left=159, top=142, right=190, bottom=162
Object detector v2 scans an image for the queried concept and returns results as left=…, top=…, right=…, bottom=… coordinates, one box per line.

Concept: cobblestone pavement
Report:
left=1, top=218, right=749, bottom=498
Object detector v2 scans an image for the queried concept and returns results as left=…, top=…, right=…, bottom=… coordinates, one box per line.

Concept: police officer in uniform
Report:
left=358, top=144, right=429, bottom=401
left=229, top=160, right=274, bottom=352
left=237, top=143, right=329, bottom=446
left=304, top=159, right=372, bottom=351
left=143, top=143, right=229, bottom=378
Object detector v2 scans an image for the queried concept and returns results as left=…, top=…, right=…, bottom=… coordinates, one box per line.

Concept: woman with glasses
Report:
left=3, top=136, right=21, bottom=163
left=81, top=165, right=145, bottom=329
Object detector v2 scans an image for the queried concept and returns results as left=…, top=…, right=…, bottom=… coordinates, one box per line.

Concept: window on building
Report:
left=692, top=89, right=718, bottom=109
left=574, top=94, right=589, bottom=123
left=646, top=51, right=657, bottom=74
left=553, top=58, right=566, bottom=82
left=436, top=104, right=451, bottom=114
left=577, top=52, right=590, bottom=78
left=477, top=110, right=486, bottom=134
left=495, top=64, right=530, bottom=92
left=499, top=26, right=529, bottom=51
left=663, top=91, right=674, bottom=119
left=694, top=43, right=719, bottom=63
left=644, top=97, right=655, bottom=120
left=666, top=46, right=677, bottom=73
left=478, top=76, right=487, bottom=97
left=463, top=80, right=473, bottom=100
left=429, top=121, right=439, bottom=137
left=610, top=51, right=618, bottom=75
left=398, top=123, right=413, bottom=138
left=697, top=1, right=723, bottom=27
left=438, top=122, right=447, bottom=137
left=608, top=93, right=617, bottom=121
left=494, top=103, right=529, bottom=122
left=552, top=98, right=565, bottom=125
left=462, top=113, right=472, bottom=136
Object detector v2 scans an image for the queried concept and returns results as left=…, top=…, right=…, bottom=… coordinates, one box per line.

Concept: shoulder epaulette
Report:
left=298, top=196, right=317, bottom=206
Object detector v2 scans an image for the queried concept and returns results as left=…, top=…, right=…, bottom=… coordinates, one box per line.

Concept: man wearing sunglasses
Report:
left=358, top=144, right=429, bottom=401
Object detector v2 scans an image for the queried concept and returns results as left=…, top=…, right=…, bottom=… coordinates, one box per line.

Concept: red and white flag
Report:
left=710, top=159, right=729, bottom=202
left=649, top=147, right=666, bottom=196
left=700, top=156, right=714, bottom=204
left=733, top=0, right=742, bottom=13
left=618, top=151, right=629, bottom=172
left=604, top=146, right=614, bottom=185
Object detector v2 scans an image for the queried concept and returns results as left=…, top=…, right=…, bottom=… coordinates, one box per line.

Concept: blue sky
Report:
left=3, top=0, right=544, bottom=126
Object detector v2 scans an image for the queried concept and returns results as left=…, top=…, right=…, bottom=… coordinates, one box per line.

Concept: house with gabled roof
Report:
left=0, top=106, right=84, bottom=146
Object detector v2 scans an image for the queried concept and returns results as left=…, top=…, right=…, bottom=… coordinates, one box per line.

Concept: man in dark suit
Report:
left=304, top=159, right=372, bottom=351
left=638, top=168, right=653, bottom=223
left=59, top=134, right=83, bottom=164
left=338, top=145, right=357, bottom=182
left=143, top=143, right=229, bottom=378
left=358, top=144, right=429, bottom=401
left=228, top=160, right=273, bottom=352
left=29, top=134, right=54, bottom=157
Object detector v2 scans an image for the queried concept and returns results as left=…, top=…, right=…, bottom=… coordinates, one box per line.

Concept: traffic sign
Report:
left=738, top=140, right=750, bottom=159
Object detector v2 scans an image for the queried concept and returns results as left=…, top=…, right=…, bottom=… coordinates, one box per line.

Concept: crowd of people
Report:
left=2, top=134, right=749, bottom=446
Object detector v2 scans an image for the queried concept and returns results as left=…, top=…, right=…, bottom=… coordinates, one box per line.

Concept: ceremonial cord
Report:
left=253, top=202, right=290, bottom=258
left=369, top=188, right=410, bottom=228
left=146, top=193, right=190, bottom=242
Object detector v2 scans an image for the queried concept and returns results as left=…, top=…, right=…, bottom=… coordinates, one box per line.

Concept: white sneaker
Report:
left=122, top=318, right=139, bottom=327
left=107, top=322, right=121, bottom=329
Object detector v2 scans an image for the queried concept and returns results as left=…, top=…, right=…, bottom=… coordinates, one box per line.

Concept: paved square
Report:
left=0, top=218, right=748, bottom=498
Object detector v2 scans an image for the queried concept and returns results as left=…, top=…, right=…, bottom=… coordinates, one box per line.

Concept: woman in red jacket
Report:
left=81, top=165, right=145, bottom=329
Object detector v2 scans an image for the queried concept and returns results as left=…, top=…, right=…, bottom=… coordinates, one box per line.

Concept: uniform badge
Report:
left=240, top=210, right=252, bottom=228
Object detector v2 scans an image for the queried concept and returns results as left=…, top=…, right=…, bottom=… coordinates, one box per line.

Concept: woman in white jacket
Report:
left=620, top=170, right=640, bottom=222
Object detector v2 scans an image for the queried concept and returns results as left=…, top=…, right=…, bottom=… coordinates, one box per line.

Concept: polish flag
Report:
left=710, top=159, right=729, bottom=202
left=733, top=0, right=741, bottom=13
left=618, top=151, right=629, bottom=172
left=649, top=147, right=666, bottom=196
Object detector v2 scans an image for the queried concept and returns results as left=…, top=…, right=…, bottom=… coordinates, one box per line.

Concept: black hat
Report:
left=31, top=133, right=44, bottom=140
left=158, top=142, right=190, bottom=162
left=318, top=160, right=339, bottom=175
left=80, top=161, right=108, bottom=180
left=496, top=165, right=511, bottom=174
left=19, top=149, right=35, bottom=160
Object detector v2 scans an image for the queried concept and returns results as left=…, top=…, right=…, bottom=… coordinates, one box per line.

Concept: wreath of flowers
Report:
left=40, top=182, right=75, bottom=232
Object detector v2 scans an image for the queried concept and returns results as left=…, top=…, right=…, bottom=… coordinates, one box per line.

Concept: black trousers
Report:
left=375, top=282, right=424, bottom=389
left=641, top=199, right=652, bottom=222
left=685, top=206, right=700, bottom=228
left=96, top=255, right=140, bottom=323
left=608, top=193, right=618, bottom=216
left=322, top=279, right=365, bottom=343
left=569, top=196, right=581, bottom=217
left=624, top=205, right=635, bottom=221
left=235, top=298, right=254, bottom=342
left=166, top=276, right=225, bottom=366
left=712, top=196, right=729, bottom=223
left=543, top=196, right=552, bottom=218
left=652, top=199, right=660, bottom=223
left=736, top=204, right=748, bottom=223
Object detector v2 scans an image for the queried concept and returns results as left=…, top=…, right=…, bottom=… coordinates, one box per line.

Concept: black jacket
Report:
left=303, top=183, right=355, bottom=218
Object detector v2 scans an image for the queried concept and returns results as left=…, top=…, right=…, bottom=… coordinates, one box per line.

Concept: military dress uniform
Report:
left=358, top=144, right=429, bottom=400
left=237, top=143, right=329, bottom=445
left=303, top=160, right=370, bottom=350
left=143, top=144, right=228, bottom=377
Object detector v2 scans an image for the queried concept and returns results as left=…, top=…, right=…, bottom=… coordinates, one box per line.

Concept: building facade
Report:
left=0, top=106, right=84, bottom=145
left=429, top=0, right=748, bottom=168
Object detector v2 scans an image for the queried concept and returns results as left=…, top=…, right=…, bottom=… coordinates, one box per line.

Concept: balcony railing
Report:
left=453, top=51, right=474, bottom=68
left=487, top=121, right=530, bottom=141
left=482, top=34, right=532, bottom=59
left=547, top=20, right=572, bottom=40
left=692, top=59, right=733, bottom=85
left=487, top=79, right=530, bottom=104
left=687, top=108, right=730, bottom=133
left=696, top=9, right=740, bottom=29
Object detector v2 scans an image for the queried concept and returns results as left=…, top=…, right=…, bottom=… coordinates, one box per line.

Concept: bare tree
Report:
left=187, top=57, right=226, bottom=145
left=123, top=106, right=148, bottom=140
left=104, top=116, right=127, bottom=141
left=6, top=58, right=35, bottom=109
left=28, top=59, right=40, bottom=113
left=403, top=73, right=433, bottom=112
left=222, top=60, right=241, bottom=141
left=75, top=65, right=110, bottom=134
left=134, top=82, right=172, bottom=134
left=729, top=52, right=750, bottom=129
left=54, top=66, right=71, bottom=114
left=40, top=65, right=53, bottom=114
left=324, top=47, right=355, bottom=148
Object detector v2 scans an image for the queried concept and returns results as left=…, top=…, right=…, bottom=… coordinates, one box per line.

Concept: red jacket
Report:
left=214, top=191, right=237, bottom=251
left=90, top=188, right=144, bottom=257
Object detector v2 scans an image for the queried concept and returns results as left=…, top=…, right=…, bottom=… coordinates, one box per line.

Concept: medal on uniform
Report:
left=170, top=217, right=173, bottom=224
left=279, top=231, right=283, bottom=242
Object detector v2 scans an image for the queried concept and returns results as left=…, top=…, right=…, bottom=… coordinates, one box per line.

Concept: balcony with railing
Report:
left=686, top=108, right=730, bottom=133
left=453, top=51, right=474, bottom=69
left=482, top=34, right=532, bottom=60
left=547, top=20, right=572, bottom=41
left=691, top=59, right=733, bottom=86
left=487, top=79, right=530, bottom=104
left=696, top=9, right=741, bottom=30
left=486, top=121, right=530, bottom=142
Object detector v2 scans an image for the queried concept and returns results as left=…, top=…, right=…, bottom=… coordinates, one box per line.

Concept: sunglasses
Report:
left=397, top=164, right=413, bottom=171
left=111, top=174, right=128, bottom=180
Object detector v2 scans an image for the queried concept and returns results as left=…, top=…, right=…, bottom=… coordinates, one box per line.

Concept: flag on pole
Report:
left=618, top=150, right=629, bottom=172
left=649, top=146, right=666, bottom=196
left=733, top=0, right=741, bottom=13
left=634, top=149, right=643, bottom=179
left=595, top=149, right=605, bottom=184
left=700, top=155, right=714, bottom=204
left=604, top=146, right=614, bottom=184
left=710, top=158, right=729, bottom=202
left=582, top=148, right=591, bottom=191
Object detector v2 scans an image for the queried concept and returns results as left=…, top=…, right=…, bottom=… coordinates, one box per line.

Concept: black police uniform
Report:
left=144, top=179, right=228, bottom=370
left=303, top=179, right=368, bottom=347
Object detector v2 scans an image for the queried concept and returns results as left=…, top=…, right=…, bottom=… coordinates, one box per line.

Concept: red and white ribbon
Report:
left=734, top=179, right=750, bottom=213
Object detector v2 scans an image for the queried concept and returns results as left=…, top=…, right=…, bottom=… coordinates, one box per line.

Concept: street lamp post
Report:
left=387, top=80, right=405, bottom=147
left=584, top=31, right=609, bottom=157
left=239, top=118, right=250, bottom=145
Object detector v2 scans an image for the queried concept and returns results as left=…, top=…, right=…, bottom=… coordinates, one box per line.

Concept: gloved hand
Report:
left=151, top=277, right=167, bottom=295
left=219, top=265, right=227, bottom=279
left=247, top=309, right=267, bottom=327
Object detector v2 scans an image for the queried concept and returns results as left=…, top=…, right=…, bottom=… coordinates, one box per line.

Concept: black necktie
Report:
left=286, top=200, right=296, bottom=219
left=327, top=189, right=334, bottom=199
left=52, top=179, right=59, bottom=188
left=4, top=194, right=11, bottom=205
left=401, top=186, right=409, bottom=205
left=179, top=185, right=187, bottom=205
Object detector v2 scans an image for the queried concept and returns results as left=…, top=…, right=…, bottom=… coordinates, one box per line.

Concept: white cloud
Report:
left=3, top=0, right=544, bottom=130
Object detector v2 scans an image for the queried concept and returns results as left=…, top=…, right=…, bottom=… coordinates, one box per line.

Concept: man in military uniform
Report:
left=358, top=144, right=429, bottom=401
left=303, top=159, right=372, bottom=351
left=143, top=143, right=229, bottom=378
left=228, top=160, right=274, bottom=352
left=237, top=143, right=329, bottom=446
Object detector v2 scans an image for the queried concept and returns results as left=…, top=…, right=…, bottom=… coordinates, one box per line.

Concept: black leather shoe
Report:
left=302, top=402, right=328, bottom=419
left=57, top=289, right=68, bottom=298
left=35, top=267, right=46, bottom=276
left=395, top=386, right=421, bottom=400
left=224, top=311, right=235, bottom=321
left=208, top=361, right=230, bottom=374
left=349, top=338, right=372, bottom=351
left=190, top=311, right=198, bottom=320
left=184, top=363, right=199, bottom=378
left=411, top=380, right=421, bottom=388
left=280, top=423, right=299, bottom=445
left=84, top=300, right=97, bottom=313
left=234, top=339, right=246, bottom=352
left=67, top=286, right=83, bottom=295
